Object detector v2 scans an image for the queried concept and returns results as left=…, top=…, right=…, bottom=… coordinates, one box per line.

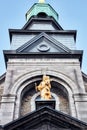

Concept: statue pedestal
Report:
left=35, top=99, right=55, bottom=110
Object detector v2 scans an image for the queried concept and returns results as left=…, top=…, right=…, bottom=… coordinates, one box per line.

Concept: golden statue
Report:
left=39, top=0, right=45, bottom=3
left=35, top=75, right=52, bottom=100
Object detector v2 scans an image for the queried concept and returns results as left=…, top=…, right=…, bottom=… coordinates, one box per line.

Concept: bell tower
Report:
left=0, top=0, right=87, bottom=129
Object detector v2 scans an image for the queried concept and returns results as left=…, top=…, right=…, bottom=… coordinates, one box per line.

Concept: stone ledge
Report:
left=35, top=99, right=56, bottom=110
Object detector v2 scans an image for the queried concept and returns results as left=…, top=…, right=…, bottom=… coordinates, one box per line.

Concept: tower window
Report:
left=37, top=12, right=47, bottom=18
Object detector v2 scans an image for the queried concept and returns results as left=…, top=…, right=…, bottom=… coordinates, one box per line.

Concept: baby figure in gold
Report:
left=36, top=75, right=52, bottom=100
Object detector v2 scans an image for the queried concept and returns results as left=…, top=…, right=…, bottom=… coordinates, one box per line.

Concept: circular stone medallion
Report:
left=37, top=44, right=50, bottom=52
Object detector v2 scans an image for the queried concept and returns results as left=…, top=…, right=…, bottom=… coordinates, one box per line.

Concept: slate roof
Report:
left=22, top=16, right=63, bottom=30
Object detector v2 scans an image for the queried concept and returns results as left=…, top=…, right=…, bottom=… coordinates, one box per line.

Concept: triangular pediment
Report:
left=2, top=107, right=87, bottom=130
left=16, top=32, right=71, bottom=53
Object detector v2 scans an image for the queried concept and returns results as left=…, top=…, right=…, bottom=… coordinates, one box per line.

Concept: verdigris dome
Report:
left=26, top=2, right=59, bottom=22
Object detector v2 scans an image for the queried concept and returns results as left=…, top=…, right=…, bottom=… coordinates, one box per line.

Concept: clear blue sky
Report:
left=0, top=0, right=87, bottom=75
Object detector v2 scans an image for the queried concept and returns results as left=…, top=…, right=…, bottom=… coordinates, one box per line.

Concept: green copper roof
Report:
left=26, top=3, right=59, bottom=22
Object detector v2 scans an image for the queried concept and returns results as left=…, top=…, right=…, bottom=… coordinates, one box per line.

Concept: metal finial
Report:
left=39, top=0, right=45, bottom=3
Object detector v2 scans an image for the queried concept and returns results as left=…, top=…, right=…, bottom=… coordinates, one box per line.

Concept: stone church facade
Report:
left=0, top=1, right=87, bottom=129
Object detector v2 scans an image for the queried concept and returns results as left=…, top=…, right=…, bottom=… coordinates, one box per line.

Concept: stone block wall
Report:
left=20, top=86, right=70, bottom=117
left=84, top=81, right=87, bottom=92
left=0, top=84, right=4, bottom=101
left=20, top=88, right=35, bottom=116
left=4, top=58, right=85, bottom=94
left=0, top=78, right=5, bottom=124
left=74, top=94, right=87, bottom=122
left=0, top=58, right=87, bottom=124
left=0, top=75, right=5, bottom=101
left=82, top=73, right=87, bottom=92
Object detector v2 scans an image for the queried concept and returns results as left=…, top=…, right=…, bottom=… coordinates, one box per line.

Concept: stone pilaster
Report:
left=74, top=93, right=87, bottom=122
left=0, top=94, right=16, bottom=125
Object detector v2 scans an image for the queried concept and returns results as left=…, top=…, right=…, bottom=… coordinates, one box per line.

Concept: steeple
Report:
left=1, top=0, right=87, bottom=127
left=26, top=1, right=59, bottom=22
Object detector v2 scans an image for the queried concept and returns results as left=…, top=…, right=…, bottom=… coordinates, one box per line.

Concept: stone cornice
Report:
left=3, top=50, right=83, bottom=68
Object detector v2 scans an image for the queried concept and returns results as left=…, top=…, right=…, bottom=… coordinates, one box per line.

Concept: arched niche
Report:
left=11, top=70, right=77, bottom=120
left=20, top=75, right=70, bottom=117
left=37, top=12, right=48, bottom=18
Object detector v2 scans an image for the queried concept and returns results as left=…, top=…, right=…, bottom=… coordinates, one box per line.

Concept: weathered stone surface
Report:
left=0, top=78, right=5, bottom=120
left=4, top=58, right=84, bottom=94
left=0, top=81, right=5, bottom=101
left=20, top=89, right=34, bottom=116
left=82, top=73, right=87, bottom=92
left=20, top=85, right=70, bottom=117
left=0, top=58, right=87, bottom=124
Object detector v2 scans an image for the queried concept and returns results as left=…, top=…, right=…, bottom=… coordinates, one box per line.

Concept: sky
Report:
left=0, top=0, right=87, bottom=75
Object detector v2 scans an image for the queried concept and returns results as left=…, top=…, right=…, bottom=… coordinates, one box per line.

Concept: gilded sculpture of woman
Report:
left=35, top=75, right=52, bottom=100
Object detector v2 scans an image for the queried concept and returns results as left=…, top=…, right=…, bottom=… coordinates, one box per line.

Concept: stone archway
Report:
left=20, top=79, right=71, bottom=117
left=10, top=69, right=78, bottom=95
left=10, top=70, right=77, bottom=120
